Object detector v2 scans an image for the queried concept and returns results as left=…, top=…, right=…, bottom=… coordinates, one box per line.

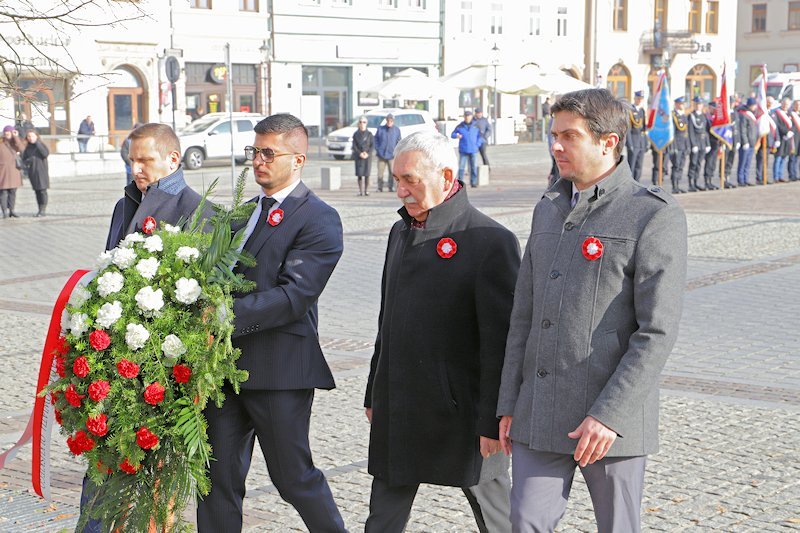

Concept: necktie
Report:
left=570, top=191, right=579, bottom=209
left=241, top=196, right=277, bottom=257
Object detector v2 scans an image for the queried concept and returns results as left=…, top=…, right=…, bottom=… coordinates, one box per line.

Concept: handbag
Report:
left=15, top=153, right=23, bottom=170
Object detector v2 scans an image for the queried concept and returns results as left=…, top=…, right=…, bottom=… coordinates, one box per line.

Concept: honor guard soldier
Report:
left=687, top=96, right=710, bottom=191
left=702, top=101, right=720, bottom=190
left=722, top=96, right=739, bottom=188
left=669, top=96, right=689, bottom=193
left=626, top=90, right=647, bottom=181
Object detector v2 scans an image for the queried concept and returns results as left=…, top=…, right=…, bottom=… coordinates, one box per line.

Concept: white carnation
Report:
left=69, top=312, right=88, bottom=336
left=143, top=235, right=163, bottom=253
left=112, top=247, right=138, bottom=269
left=135, top=286, right=165, bottom=314
left=68, top=284, right=91, bottom=308
left=175, top=246, right=200, bottom=263
left=125, top=323, right=150, bottom=350
left=135, top=257, right=160, bottom=280
left=161, top=334, right=187, bottom=360
left=120, top=233, right=145, bottom=248
left=97, top=271, right=124, bottom=298
left=174, top=277, right=202, bottom=305
left=95, top=250, right=114, bottom=270
left=164, top=224, right=181, bottom=234
left=96, top=300, right=123, bottom=328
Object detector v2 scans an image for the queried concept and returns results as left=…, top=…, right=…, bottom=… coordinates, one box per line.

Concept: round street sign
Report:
left=165, top=56, right=180, bottom=83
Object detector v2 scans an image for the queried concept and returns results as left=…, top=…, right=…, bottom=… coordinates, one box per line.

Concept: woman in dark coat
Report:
left=352, top=116, right=374, bottom=196
left=22, top=129, right=50, bottom=217
left=0, top=125, right=24, bottom=218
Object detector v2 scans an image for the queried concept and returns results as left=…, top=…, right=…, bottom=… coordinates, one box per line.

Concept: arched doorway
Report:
left=685, top=64, right=716, bottom=102
left=107, top=66, right=147, bottom=147
left=607, top=63, right=631, bottom=101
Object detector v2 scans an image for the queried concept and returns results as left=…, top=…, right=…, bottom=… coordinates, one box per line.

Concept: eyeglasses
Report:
left=243, top=146, right=299, bottom=162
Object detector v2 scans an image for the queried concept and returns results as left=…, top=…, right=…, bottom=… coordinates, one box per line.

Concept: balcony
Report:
left=641, top=30, right=700, bottom=55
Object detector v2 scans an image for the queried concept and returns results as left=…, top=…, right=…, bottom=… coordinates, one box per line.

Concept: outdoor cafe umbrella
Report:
left=365, top=68, right=455, bottom=100
left=498, top=68, right=593, bottom=96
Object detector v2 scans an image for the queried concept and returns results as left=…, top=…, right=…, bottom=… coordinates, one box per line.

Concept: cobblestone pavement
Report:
left=1, top=144, right=799, bottom=531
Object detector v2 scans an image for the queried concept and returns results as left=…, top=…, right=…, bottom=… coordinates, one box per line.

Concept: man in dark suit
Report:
left=626, top=90, right=647, bottom=181
left=687, top=96, right=710, bottom=191
left=669, top=96, right=689, bottom=193
left=197, top=114, right=347, bottom=532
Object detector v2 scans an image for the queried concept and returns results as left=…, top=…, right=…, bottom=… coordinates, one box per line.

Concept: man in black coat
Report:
left=687, top=96, right=710, bottom=191
left=669, top=96, right=689, bottom=193
left=364, top=130, right=520, bottom=532
left=197, top=114, right=347, bottom=532
left=626, top=91, right=647, bottom=181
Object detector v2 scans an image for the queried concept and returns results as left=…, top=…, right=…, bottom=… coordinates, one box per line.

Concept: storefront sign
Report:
left=358, top=91, right=379, bottom=107
left=209, top=64, right=228, bottom=84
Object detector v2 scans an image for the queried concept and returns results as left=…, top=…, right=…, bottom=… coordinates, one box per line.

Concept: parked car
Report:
left=326, top=109, right=437, bottom=160
left=178, top=112, right=261, bottom=170
left=752, top=72, right=800, bottom=103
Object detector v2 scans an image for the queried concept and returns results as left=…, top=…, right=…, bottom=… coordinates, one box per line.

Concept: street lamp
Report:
left=259, top=40, right=271, bottom=116
left=490, top=43, right=500, bottom=145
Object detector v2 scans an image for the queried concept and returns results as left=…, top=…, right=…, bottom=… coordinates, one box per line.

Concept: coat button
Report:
left=564, top=222, right=574, bottom=231
left=549, top=270, right=560, bottom=279
left=537, top=369, right=549, bottom=378
left=541, top=319, right=551, bottom=329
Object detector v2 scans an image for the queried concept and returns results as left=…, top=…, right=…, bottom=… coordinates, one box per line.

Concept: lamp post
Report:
left=490, top=43, right=500, bottom=145
left=259, top=40, right=271, bottom=116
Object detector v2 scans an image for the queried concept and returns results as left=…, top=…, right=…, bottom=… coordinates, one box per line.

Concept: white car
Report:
left=178, top=112, right=262, bottom=170
left=326, top=109, right=437, bottom=160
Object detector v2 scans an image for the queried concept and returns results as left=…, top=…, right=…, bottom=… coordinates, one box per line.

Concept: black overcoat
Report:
left=352, top=129, right=373, bottom=177
left=365, top=186, right=520, bottom=487
left=22, top=140, right=50, bottom=190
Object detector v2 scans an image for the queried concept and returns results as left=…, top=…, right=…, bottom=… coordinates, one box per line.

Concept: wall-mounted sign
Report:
left=209, top=64, right=228, bottom=84
left=358, top=91, right=379, bottom=107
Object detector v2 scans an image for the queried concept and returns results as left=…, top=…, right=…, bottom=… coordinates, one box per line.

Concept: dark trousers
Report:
left=197, top=387, right=346, bottom=533
left=626, top=147, right=644, bottom=181
left=737, top=146, right=754, bottom=184
left=789, top=154, right=799, bottom=180
left=0, top=188, right=17, bottom=214
left=365, top=472, right=511, bottom=533
left=703, top=143, right=719, bottom=184
left=651, top=148, right=669, bottom=186
left=478, top=142, right=490, bottom=166
left=724, top=147, right=736, bottom=181
left=688, top=149, right=705, bottom=188
left=670, top=147, right=687, bottom=191
left=755, top=145, right=769, bottom=183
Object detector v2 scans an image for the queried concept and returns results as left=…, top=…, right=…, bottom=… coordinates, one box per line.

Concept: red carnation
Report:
left=88, top=380, right=111, bottom=402
left=65, top=384, right=85, bottom=407
left=96, top=461, right=112, bottom=475
left=55, top=355, right=66, bottom=378
left=86, top=414, right=109, bottom=437
left=136, top=427, right=159, bottom=450
left=89, top=330, right=111, bottom=351
left=54, top=336, right=70, bottom=357
left=143, top=382, right=165, bottom=405
left=172, top=364, right=191, bottom=384
left=73, top=356, right=90, bottom=378
left=142, top=216, right=157, bottom=235
left=117, top=359, right=140, bottom=379
left=66, top=430, right=95, bottom=455
left=119, top=457, right=141, bottom=474
left=50, top=391, right=59, bottom=405
left=54, top=410, right=62, bottom=426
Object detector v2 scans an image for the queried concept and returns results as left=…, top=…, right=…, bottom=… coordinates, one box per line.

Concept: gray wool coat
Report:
left=497, top=158, right=687, bottom=457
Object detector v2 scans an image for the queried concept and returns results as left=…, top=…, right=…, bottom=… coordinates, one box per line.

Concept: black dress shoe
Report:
left=695, top=185, right=706, bottom=191
left=8, top=211, right=19, bottom=218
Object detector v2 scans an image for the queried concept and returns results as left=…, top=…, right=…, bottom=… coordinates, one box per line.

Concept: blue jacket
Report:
left=451, top=121, right=484, bottom=154
left=374, top=124, right=402, bottom=160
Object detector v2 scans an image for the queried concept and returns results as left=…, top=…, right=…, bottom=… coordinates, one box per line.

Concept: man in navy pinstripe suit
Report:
left=197, top=114, right=347, bottom=532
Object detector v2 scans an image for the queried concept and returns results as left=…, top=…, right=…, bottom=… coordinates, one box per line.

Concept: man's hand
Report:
left=456, top=133, right=463, bottom=139
left=704, top=146, right=711, bottom=154
left=568, top=416, right=617, bottom=467
left=499, top=416, right=513, bottom=456
left=480, top=437, right=502, bottom=458
left=365, top=407, right=372, bottom=423
left=743, top=143, right=750, bottom=150
left=691, top=146, right=699, bottom=154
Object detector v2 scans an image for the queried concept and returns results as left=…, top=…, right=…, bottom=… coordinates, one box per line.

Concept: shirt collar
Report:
left=570, top=172, right=612, bottom=207
left=259, top=178, right=302, bottom=205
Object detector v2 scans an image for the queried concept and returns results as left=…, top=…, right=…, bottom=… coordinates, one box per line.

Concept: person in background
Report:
left=473, top=108, right=492, bottom=167
left=737, top=97, right=759, bottom=187
left=669, top=96, right=689, bottom=194
left=374, top=113, right=401, bottom=192
left=0, top=125, right=24, bottom=218
left=353, top=115, right=374, bottom=196
left=788, top=100, right=800, bottom=182
left=755, top=96, right=777, bottom=185
left=16, top=112, right=34, bottom=133
left=702, top=101, right=720, bottom=191
left=626, top=90, right=647, bottom=182
left=451, top=110, right=483, bottom=187
left=722, top=96, right=739, bottom=189
left=687, top=96, right=710, bottom=191
left=772, top=97, right=794, bottom=183
left=120, top=123, right=143, bottom=185
left=21, top=129, right=50, bottom=217
left=77, top=115, right=95, bottom=153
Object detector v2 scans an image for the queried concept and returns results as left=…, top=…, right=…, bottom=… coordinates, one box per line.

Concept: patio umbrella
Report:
left=498, top=68, right=592, bottom=96
left=365, top=68, right=455, bottom=100
left=439, top=65, right=506, bottom=90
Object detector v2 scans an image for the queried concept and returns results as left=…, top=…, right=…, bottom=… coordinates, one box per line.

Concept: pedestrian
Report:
left=755, top=96, right=777, bottom=185
left=702, top=101, right=720, bottom=190
left=541, top=97, right=551, bottom=120
left=16, top=112, right=34, bottom=133
left=364, top=130, right=520, bottom=533
left=669, top=96, right=689, bottom=193
left=198, top=113, right=347, bottom=533
left=473, top=108, right=492, bottom=166
left=77, top=115, right=95, bottom=153
left=497, top=88, right=688, bottom=533
left=687, top=96, right=710, bottom=191
left=789, top=100, right=800, bottom=181
left=737, top=97, right=759, bottom=186
left=772, top=97, right=794, bottom=183
left=374, top=113, right=401, bottom=192
left=626, top=90, right=647, bottom=181
left=353, top=115, right=374, bottom=196
left=0, top=125, right=24, bottom=218
left=451, top=110, right=483, bottom=187
left=120, top=123, right=143, bottom=185
left=21, top=129, right=50, bottom=217
left=723, top=97, right=739, bottom=188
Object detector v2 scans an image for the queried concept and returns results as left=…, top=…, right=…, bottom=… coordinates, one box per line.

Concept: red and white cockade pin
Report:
left=267, top=208, right=284, bottom=226
left=142, top=216, right=157, bottom=235
left=582, top=236, right=604, bottom=261
left=436, top=237, right=457, bottom=259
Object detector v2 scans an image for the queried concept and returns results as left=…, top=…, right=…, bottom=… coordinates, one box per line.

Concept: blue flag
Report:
left=647, top=71, right=674, bottom=152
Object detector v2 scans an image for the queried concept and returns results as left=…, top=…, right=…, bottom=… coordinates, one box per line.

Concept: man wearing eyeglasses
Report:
left=198, top=114, right=347, bottom=532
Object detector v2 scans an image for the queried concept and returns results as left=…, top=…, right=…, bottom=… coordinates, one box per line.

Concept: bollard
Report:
left=320, top=167, right=341, bottom=191
left=477, top=165, right=490, bottom=187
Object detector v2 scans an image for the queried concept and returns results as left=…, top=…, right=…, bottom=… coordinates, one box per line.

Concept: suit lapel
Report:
left=127, top=188, right=175, bottom=235
left=245, top=182, right=310, bottom=261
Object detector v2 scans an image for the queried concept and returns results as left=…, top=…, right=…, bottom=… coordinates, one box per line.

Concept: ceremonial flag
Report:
left=647, top=70, right=674, bottom=152
left=710, top=64, right=733, bottom=149
left=756, top=64, right=776, bottom=137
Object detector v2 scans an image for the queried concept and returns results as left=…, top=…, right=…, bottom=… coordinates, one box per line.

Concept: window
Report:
left=705, top=1, right=718, bottom=34
left=613, top=0, right=627, bottom=31
left=752, top=4, right=766, bottom=33
left=491, top=3, right=503, bottom=35
left=461, top=1, right=473, bottom=33
left=557, top=7, right=567, bottom=37
left=408, top=0, right=425, bottom=8
left=654, top=0, right=668, bottom=31
left=236, top=120, right=255, bottom=132
left=785, top=63, right=799, bottom=72
left=212, top=121, right=231, bottom=135
left=232, top=65, right=256, bottom=85
left=239, top=0, right=256, bottom=10
left=749, top=65, right=762, bottom=85
left=607, top=63, right=630, bottom=101
left=331, top=0, right=352, bottom=5
left=378, top=0, right=397, bottom=7
left=685, top=64, right=716, bottom=101
left=529, top=4, right=541, bottom=36
left=688, top=0, right=701, bottom=33
left=190, top=0, right=211, bottom=8
left=789, top=2, right=800, bottom=30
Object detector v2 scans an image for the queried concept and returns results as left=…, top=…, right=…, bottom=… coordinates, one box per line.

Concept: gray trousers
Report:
left=510, top=444, right=646, bottom=533
left=365, top=468, right=511, bottom=533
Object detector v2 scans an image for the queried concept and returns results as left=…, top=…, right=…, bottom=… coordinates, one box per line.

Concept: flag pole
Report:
left=658, top=150, right=663, bottom=187
left=762, top=135, right=768, bottom=185
left=720, top=148, right=725, bottom=190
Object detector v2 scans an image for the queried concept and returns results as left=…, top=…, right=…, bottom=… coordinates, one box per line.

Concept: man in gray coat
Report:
left=497, top=89, right=687, bottom=532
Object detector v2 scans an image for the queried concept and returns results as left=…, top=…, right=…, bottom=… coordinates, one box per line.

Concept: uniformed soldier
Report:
left=687, top=96, right=710, bottom=191
left=737, top=97, right=759, bottom=186
left=722, top=96, right=739, bottom=188
left=669, top=96, right=689, bottom=193
left=702, top=100, right=720, bottom=190
left=626, top=90, right=647, bottom=181
left=788, top=100, right=800, bottom=181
